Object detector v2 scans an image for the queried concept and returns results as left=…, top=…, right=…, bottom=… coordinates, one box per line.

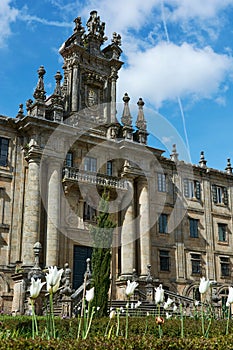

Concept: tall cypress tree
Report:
left=90, top=191, right=116, bottom=317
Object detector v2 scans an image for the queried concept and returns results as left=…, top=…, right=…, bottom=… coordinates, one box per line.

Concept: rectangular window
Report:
left=220, top=257, right=230, bottom=277
left=84, top=157, right=97, bottom=172
left=83, top=202, right=96, bottom=222
left=0, top=137, right=9, bottom=167
left=106, top=161, right=113, bottom=176
left=160, top=250, right=170, bottom=271
left=191, top=253, right=201, bottom=274
left=183, top=179, right=201, bottom=200
left=218, top=223, right=227, bottom=242
left=65, top=152, right=73, bottom=167
left=212, top=185, right=228, bottom=205
left=159, top=213, right=168, bottom=234
left=158, top=173, right=166, bottom=192
left=189, top=218, right=199, bottom=238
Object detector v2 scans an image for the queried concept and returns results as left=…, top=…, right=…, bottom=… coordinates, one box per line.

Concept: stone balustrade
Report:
left=62, top=166, right=129, bottom=190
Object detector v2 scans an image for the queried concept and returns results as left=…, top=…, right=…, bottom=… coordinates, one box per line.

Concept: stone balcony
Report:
left=62, top=166, right=129, bottom=190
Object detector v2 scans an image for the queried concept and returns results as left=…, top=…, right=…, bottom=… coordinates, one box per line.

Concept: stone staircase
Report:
left=109, top=300, right=160, bottom=316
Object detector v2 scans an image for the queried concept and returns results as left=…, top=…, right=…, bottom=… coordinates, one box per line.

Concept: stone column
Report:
left=22, top=150, right=41, bottom=266
left=46, top=160, right=61, bottom=267
left=71, top=60, right=79, bottom=112
left=121, top=181, right=135, bottom=277
left=110, top=67, right=117, bottom=123
left=138, top=180, right=151, bottom=277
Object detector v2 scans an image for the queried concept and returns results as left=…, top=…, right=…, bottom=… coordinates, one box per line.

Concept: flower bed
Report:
left=0, top=317, right=233, bottom=349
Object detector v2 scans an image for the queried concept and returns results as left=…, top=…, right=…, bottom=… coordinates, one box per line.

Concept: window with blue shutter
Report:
left=189, top=218, right=199, bottom=238
left=191, top=253, right=201, bottom=274
left=84, top=157, right=97, bottom=172
left=65, top=152, right=73, bottom=167
left=158, top=173, right=166, bottom=192
left=160, top=250, right=170, bottom=271
left=159, top=213, right=168, bottom=234
left=220, top=257, right=230, bottom=276
left=0, top=137, right=9, bottom=167
left=183, top=179, right=189, bottom=198
left=184, top=179, right=201, bottom=200
left=218, top=223, right=227, bottom=242
left=212, top=185, right=228, bottom=205
left=195, top=181, right=201, bottom=200
left=223, top=187, right=228, bottom=205
left=106, top=161, right=113, bottom=176
left=212, top=185, right=217, bottom=203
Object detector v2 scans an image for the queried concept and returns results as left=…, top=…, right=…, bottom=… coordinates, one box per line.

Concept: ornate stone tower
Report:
left=59, top=10, right=123, bottom=125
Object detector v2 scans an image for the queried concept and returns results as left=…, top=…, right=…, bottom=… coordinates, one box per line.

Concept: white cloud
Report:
left=20, top=13, right=72, bottom=28
left=166, top=0, right=233, bottom=21
left=0, top=0, right=18, bottom=48
left=118, top=42, right=233, bottom=107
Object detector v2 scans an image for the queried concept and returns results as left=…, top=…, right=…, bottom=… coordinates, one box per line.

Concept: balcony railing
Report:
left=62, top=166, right=129, bottom=190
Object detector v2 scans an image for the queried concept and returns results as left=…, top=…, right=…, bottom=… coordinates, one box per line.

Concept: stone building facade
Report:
left=0, top=11, right=232, bottom=313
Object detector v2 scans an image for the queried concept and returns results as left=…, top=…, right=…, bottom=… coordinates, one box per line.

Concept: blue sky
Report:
left=1, top=0, right=233, bottom=170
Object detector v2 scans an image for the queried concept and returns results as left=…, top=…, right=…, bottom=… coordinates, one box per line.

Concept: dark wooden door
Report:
left=73, top=245, right=92, bottom=289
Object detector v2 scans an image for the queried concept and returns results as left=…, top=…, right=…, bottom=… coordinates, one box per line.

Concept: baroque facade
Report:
left=0, top=10, right=233, bottom=313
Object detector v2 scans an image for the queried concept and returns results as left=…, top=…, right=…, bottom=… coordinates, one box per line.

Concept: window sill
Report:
left=159, top=270, right=170, bottom=273
left=185, top=197, right=201, bottom=202
left=0, top=167, right=13, bottom=179
left=214, top=203, right=228, bottom=208
left=218, top=241, right=229, bottom=245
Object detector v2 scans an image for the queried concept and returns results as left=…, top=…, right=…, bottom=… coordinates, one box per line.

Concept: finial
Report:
left=170, top=144, right=179, bottom=162
left=121, top=93, right=132, bottom=127
left=26, top=99, right=33, bottom=113
left=53, top=71, right=62, bottom=95
left=32, top=242, right=41, bottom=270
left=16, top=103, right=24, bottom=118
left=85, top=10, right=107, bottom=44
left=33, top=65, right=46, bottom=101
left=74, top=16, right=85, bottom=34
left=112, top=32, right=121, bottom=46
left=136, top=98, right=147, bottom=131
left=199, top=151, right=207, bottom=168
left=225, top=158, right=232, bottom=174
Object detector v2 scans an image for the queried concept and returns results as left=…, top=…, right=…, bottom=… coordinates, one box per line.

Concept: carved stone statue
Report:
left=112, top=32, right=121, bottom=46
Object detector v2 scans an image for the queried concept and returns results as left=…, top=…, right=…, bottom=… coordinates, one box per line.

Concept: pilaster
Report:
left=120, top=180, right=135, bottom=278
left=138, top=179, right=151, bottom=277
left=22, top=145, right=42, bottom=266
left=46, top=159, right=61, bottom=267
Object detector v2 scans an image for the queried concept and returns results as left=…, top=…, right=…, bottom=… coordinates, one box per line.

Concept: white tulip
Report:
left=29, top=277, right=46, bottom=299
left=125, top=280, right=138, bottom=297
left=164, top=297, right=174, bottom=309
left=173, top=304, right=178, bottom=312
left=199, top=277, right=210, bottom=294
left=109, top=310, right=116, bottom=319
left=166, top=312, right=172, bottom=319
left=86, top=287, right=95, bottom=302
left=227, top=286, right=233, bottom=305
left=135, top=301, right=142, bottom=309
left=155, top=284, right=164, bottom=304
left=46, top=266, right=64, bottom=294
